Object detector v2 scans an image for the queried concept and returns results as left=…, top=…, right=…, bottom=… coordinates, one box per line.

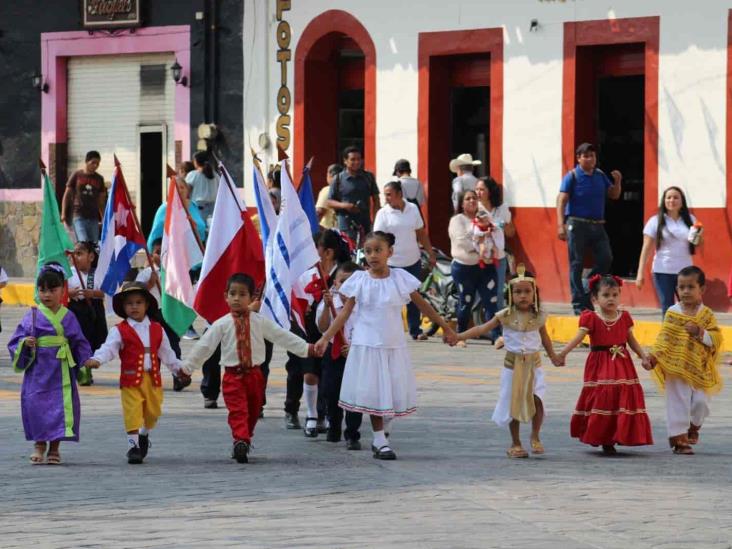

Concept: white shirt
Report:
left=643, top=214, right=696, bottom=274
left=92, top=317, right=182, bottom=373
left=398, top=176, right=425, bottom=206
left=183, top=312, right=309, bottom=373
left=67, top=269, right=93, bottom=301
left=451, top=173, right=478, bottom=211
left=373, top=201, right=424, bottom=267
left=316, top=293, right=358, bottom=342
left=484, top=203, right=512, bottom=259
left=0, top=267, right=8, bottom=284
left=135, top=267, right=161, bottom=306
left=185, top=170, right=218, bottom=204
left=497, top=309, right=546, bottom=354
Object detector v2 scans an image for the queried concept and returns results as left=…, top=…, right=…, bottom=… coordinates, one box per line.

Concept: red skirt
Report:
left=570, top=351, right=653, bottom=446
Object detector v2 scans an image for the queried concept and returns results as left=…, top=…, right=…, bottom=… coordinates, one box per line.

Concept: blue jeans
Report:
left=653, top=272, right=678, bottom=318
left=72, top=217, right=100, bottom=243
left=397, top=261, right=424, bottom=338
left=451, top=261, right=498, bottom=336
left=567, top=219, right=613, bottom=313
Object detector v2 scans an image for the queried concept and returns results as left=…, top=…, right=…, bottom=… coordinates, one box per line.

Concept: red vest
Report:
left=117, top=320, right=163, bottom=388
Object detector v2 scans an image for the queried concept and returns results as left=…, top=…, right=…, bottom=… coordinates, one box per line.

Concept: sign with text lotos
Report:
left=82, top=0, right=141, bottom=30
left=275, top=0, right=292, bottom=151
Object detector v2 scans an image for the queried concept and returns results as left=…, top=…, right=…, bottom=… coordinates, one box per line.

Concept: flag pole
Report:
left=166, top=165, right=205, bottom=254
left=113, top=155, right=161, bottom=293
left=210, top=152, right=244, bottom=214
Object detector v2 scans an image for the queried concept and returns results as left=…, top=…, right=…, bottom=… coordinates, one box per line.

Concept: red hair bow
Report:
left=303, top=274, right=326, bottom=302
left=588, top=274, right=624, bottom=292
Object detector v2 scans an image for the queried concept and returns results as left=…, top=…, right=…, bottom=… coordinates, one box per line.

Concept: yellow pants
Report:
left=120, top=372, right=164, bottom=432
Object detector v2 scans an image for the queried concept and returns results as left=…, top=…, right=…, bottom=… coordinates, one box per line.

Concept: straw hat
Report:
left=449, top=153, right=482, bottom=174
left=112, top=281, right=159, bottom=319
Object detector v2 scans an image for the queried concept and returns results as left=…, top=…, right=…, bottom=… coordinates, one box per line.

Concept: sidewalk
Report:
left=4, top=278, right=732, bottom=351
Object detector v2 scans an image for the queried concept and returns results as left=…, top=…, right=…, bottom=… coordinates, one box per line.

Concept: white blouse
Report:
left=642, top=214, right=696, bottom=274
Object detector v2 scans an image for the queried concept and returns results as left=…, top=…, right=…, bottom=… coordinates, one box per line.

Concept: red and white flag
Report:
left=193, top=165, right=265, bottom=323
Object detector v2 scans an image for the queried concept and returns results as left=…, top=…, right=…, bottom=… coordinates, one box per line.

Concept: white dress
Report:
left=491, top=308, right=547, bottom=427
left=338, top=269, right=420, bottom=417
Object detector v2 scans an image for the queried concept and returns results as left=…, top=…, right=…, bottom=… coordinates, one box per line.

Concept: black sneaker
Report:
left=284, top=413, right=301, bottom=430
left=303, top=418, right=318, bottom=438
left=127, top=445, right=143, bottom=464
left=138, top=434, right=150, bottom=459
left=346, top=438, right=362, bottom=451
left=326, top=429, right=341, bottom=443
left=233, top=440, right=249, bottom=463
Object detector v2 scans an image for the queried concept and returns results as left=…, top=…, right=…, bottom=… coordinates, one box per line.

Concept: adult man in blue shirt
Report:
left=556, top=143, right=622, bottom=314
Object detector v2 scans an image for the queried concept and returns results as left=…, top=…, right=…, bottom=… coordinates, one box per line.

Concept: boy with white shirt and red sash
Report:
left=85, top=282, right=188, bottom=464
left=182, top=273, right=319, bottom=464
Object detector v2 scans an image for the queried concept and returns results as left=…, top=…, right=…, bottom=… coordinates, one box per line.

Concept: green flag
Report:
left=38, top=172, right=74, bottom=279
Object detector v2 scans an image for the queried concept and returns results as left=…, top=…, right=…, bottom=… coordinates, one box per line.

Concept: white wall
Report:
left=243, top=0, right=730, bottom=208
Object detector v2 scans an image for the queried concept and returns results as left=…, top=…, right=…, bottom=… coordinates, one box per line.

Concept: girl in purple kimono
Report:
left=8, top=263, right=92, bottom=464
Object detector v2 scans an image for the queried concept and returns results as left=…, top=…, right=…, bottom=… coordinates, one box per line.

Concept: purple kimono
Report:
left=8, top=305, right=92, bottom=442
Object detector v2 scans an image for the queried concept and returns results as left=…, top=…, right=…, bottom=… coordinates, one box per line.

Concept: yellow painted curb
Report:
left=2, top=282, right=35, bottom=306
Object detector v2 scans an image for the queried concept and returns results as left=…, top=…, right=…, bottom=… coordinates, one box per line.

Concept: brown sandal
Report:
left=506, top=446, right=529, bottom=458
left=29, top=442, right=46, bottom=464
left=46, top=451, right=62, bottom=465
left=530, top=439, right=545, bottom=455
left=672, top=444, right=694, bottom=455
left=687, top=424, right=701, bottom=445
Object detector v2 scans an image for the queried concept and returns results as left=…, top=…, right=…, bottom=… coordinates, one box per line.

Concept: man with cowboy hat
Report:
left=450, top=153, right=482, bottom=212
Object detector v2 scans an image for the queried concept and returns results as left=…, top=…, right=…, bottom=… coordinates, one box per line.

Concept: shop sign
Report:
left=82, top=0, right=141, bottom=30
left=275, top=0, right=291, bottom=151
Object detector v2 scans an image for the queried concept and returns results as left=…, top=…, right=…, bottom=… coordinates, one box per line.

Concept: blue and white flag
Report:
left=95, top=158, right=146, bottom=297
left=252, top=164, right=277, bottom=249
left=260, top=160, right=319, bottom=330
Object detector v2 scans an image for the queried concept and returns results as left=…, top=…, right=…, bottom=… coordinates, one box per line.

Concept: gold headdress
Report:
left=507, top=263, right=538, bottom=311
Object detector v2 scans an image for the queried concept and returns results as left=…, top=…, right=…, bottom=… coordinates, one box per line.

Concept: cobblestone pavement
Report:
left=1, top=306, right=731, bottom=549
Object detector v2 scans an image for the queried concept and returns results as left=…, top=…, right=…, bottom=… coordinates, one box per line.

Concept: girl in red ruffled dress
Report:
left=558, top=275, right=655, bottom=454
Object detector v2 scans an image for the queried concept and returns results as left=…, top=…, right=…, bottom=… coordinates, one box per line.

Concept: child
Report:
left=84, top=282, right=188, bottom=464
left=314, top=231, right=457, bottom=460
left=558, top=275, right=654, bottom=455
left=181, top=273, right=320, bottom=464
left=0, top=265, right=7, bottom=333
left=317, top=261, right=364, bottom=450
left=649, top=266, right=723, bottom=455
left=8, top=263, right=92, bottom=464
left=472, top=208, right=503, bottom=269
left=454, top=265, right=561, bottom=458
left=67, top=241, right=108, bottom=386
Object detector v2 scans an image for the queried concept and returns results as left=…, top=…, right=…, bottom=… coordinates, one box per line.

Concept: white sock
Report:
left=372, top=429, right=388, bottom=449
left=127, top=434, right=139, bottom=448
left=139, top=427, right=150, bottom=436
left=303, top=383, right=318, bottom=425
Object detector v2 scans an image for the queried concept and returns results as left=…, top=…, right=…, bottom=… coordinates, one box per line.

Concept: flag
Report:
left=37, top=172, right=73, bottom=279
left=260, top=160, right=319, bottom=330
left=194, top=164, right=265, bottom=323
left=297, top=160, right=319, bottom=234
left=160, top=177, right=204, bottom=334
left=96, top=159, right=146, bottom=297
left=252, top=164, right=277, bottom=249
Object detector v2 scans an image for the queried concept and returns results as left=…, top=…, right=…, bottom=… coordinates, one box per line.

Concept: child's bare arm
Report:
left=457, top=316, right=500, bottom=341
left=539, top=325, right=563, bottom=366
left=317, top=298, right=355, bottom=345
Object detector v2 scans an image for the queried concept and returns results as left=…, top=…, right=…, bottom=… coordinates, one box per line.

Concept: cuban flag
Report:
left=260, top=160, right=319, bottom=330
left=96, top=157, right=146, bottom=297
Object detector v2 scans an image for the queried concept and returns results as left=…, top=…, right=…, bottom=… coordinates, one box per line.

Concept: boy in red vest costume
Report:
left=181, top=273, right=320, bottom=464
left=85, top=282, right=189, bottom=464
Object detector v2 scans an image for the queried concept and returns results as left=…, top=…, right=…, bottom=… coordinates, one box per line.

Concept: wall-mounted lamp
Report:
left=170, top=60, right=188, bottom=87
left=32, top=71, right=49, bottom=93
left=529, top=19, right=540, bottom=33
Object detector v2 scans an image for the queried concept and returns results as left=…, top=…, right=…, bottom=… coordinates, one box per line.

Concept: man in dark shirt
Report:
left=61, top=150, right=107, bottom=243
left=326, top=146, right=380, bottom=243
left=556, top=142, right=622, bottom=314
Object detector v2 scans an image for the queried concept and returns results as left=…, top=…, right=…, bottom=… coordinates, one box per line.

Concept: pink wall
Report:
left=1, top=25, right=190, bottom=202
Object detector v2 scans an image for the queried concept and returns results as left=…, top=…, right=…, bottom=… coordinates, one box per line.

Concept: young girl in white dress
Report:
left=455, top=265, right=562, bottom=458
left=315, top=231, right=457, bottom=460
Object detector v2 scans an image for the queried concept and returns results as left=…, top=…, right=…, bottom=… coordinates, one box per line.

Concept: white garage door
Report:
left=67, top=53, right=176, bottom=213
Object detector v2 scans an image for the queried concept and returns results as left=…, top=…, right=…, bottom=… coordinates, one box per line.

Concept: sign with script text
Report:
left=82, top=0, right=141, bottom=29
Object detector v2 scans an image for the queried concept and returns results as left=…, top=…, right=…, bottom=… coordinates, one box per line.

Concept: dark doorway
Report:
left=139, top=131, right=163, bottom=236
left=338, top=88, right=364, bottom=157
left=598, top=75, right=644, bottom=277
left=451, top=86, right=490, bottom=178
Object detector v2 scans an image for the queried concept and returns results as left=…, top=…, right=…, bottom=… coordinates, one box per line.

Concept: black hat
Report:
left=112, top=281, right=158, bottom=319
left=575, top=142, right=597, bottom=155
left=392, top=159, right=411, bottom=176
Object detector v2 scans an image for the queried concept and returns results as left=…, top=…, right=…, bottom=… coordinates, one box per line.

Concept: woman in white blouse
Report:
left=373, top=180, right=436, bottom=340
left=636, top=186, right=699, bottom=316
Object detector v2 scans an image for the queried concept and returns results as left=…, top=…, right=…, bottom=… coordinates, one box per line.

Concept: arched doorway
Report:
left=294, top=10, right=376, bottom=192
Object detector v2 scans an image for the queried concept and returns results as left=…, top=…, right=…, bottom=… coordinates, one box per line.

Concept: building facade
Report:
left=243, top=0, right=732, bottom=310
left=0, top=0, right=244, bottom=276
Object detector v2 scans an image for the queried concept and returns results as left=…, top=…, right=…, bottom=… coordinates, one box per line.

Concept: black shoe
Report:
left=127, top=446, right=143, bottom=464
left=138, top=434, right=150, bottom=459
left=304, top=418, right=318, bottom=438
left=284, top=413, right=301, bottom=430
left=259, top=409, right=264, bottom=419
left=372, top=444, right=397, bottom=460
left=233, top=440, right=249, bottom=463
left=346, top=438, right=362, bottom=451
left=326, top=429, right=341, bottom=443
left=173, top=376, right=192, bottom=392
left=316, top=419, right=328, bottom=434
left=204, top=399, right=218, bottom=409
